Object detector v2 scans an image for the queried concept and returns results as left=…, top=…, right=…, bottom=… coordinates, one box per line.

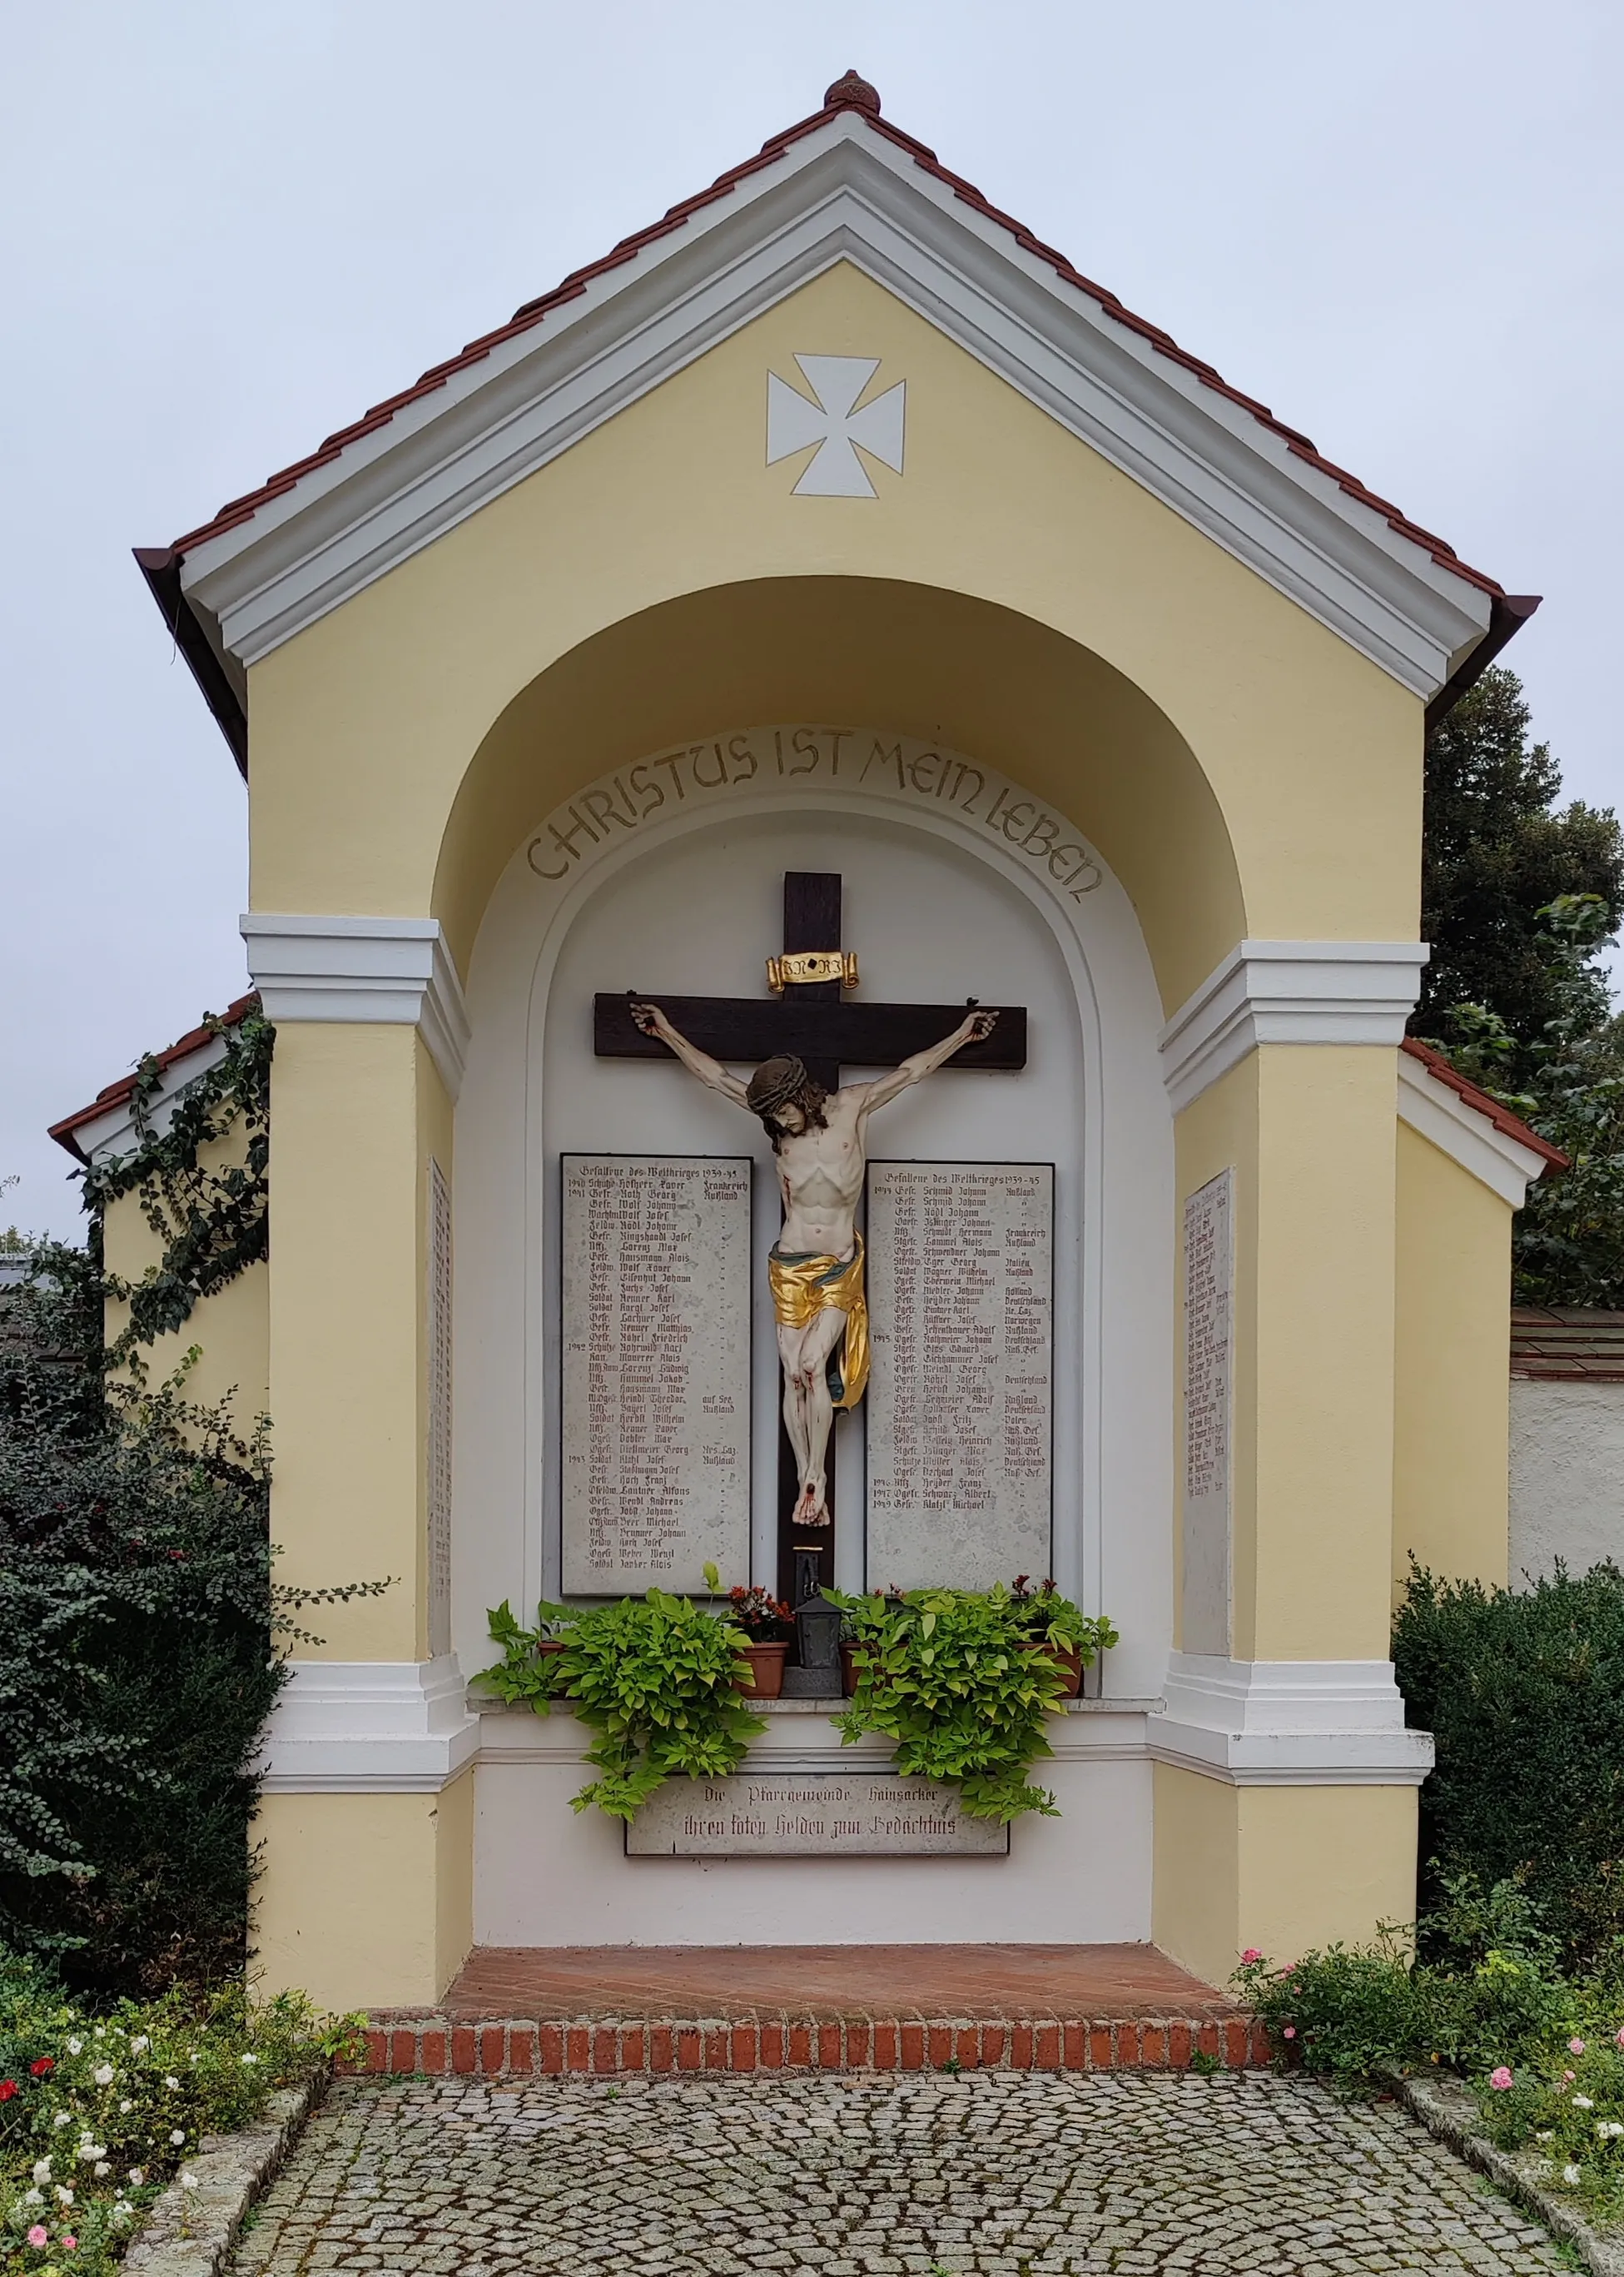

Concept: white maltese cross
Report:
left=766, top=355, right=906, bottom=497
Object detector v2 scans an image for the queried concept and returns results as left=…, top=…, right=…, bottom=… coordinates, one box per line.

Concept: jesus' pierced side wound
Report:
left=628, top=1001, right=998, bottom=1527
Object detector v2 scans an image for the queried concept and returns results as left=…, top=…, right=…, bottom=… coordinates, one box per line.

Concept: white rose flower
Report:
left=22, top=2190, right=42, bottom=2208
left=130, top=2036, right=149, bottom=2055
left=1537, top=2130, right=1553, bottom=2142
left=55, top=2185, right=74, bottom=2205
left=119, top=2099, right=132, bottom=2114
left=241, top=2051, right=259, bottom=2065
left=32, top=2160, right=51, bottom=2184
left=92, top=2063, right=114, bottom=2086
left=93, top=2026, right=106, bottom=2040
left=52, top=2112, right=71, bottom=2129
left=66, top=2038, right=82, bottom=2056
left=1575, top=2095, right=1596, bottom=2110
left=164, top=2076, right=181, bottom=2091
left=180, top=2170, right=199, bottom=2190
left=94, top=2160, right=111, bottom=2178
left=1564, top=2163, right=1583, bottom=2185
left=127, top=2168, right=145, bottom=2186
left=170, top=2129, right=186, bottom=2145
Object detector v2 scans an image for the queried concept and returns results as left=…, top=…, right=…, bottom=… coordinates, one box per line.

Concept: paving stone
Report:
left=226, top=2071, right=1570, bottom=2275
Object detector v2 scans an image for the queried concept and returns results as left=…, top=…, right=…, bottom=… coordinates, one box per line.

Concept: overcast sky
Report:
left=2, top=0, right=1619, bottom=1240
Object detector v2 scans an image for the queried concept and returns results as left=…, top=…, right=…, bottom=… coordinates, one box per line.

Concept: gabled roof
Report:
left=1399, top=1036, right=1566, bottom=1173
left=139, top=71, right=1534, bottom=778
left=1512, top=1307, right=1624, bottom=1380
left=49, top=993, right=261, bottom=1166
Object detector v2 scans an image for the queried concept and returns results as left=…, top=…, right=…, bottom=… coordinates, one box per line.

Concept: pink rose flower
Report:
left=1616, top=2026, right=1624, bottom=2049
left=27, top=2226, right=48, bottom=2248
left=1489, top=2067, right=1514, bottom=2091
left=62, top=2237, right=77, bottom=2252
left=1283, top=2026, right=1296, bottom=2040
left=1565, top=2069, right=1577, bottom=2081
left=1571, top=2038, right=1587, bottom=2055
left=1240, top=1948, right=1263, bottom=1965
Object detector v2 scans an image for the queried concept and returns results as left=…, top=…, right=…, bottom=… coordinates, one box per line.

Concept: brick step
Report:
left=353, top=2012, right=1269, bottom=2077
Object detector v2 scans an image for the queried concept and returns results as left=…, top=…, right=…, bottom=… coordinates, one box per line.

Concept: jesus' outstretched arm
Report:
left=628, top=1001, right=749, bottom=1107
left=856, top=1007, right=998, bottom=1112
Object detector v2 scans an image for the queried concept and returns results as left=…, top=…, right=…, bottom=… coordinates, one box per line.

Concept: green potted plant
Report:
left=475, top=1589, right=765, bottom=1819
left=724, top=1583, right=794, bottom=1698
left=828, top=1583, right=1120, bottom=1822
left=1008, top=1575, right=1119, bottom=1697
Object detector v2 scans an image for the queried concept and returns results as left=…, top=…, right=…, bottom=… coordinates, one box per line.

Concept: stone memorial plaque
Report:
left=866, top=1162, right=1054, bottom=1591
left=562, top=1155, right=752, bottom=1594
left=625, top=1772, right=1010, bottom=1856
left=1182, top=1168, right=1233, bottom=1655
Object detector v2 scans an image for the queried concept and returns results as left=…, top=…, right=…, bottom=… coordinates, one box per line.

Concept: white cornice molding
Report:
left=1397, top=1048, right=1547, bottom=1207
left=1160, top=941, right=1429, bottom=1113
left=1146, top=1653, right=1434, bottom=1787
left=240, top=914, right=470, bottom=1099
left=70, top=1034, right=233, bottom=1169
left=256, top=1658, right=480, bottom=1793
left=180, top=118, right=1491, bottom=695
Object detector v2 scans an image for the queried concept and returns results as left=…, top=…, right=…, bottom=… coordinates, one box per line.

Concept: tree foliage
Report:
left=1418, top=667, right=1624, bottom=1073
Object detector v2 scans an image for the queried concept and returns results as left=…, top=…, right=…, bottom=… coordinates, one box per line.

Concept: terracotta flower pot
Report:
left=1022, top=1640, right=1083, bottom=1697
left=733, top=1640, right=789, bottom=1698
left=840, top=1643, right=867, bottom=1696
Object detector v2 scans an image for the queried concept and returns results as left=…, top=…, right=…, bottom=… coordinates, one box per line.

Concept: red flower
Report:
left=0, top=2080, right=17, bottom=2100
left=29, top=2057, right=53, bottom=2076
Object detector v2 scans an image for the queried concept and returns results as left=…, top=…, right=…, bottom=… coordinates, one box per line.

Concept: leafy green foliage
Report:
left=1394, top=1563, right=1624, bottom=1967
left=476, top=1593, right=765, bottom=1819
left=1431, top=894, right=1624, bottom=1305
left=0, top=1949, right=360, bottom=2275
left=829, top=1585, right=1117, bottom=1822
left=1418, top=668, right=1623, bottom=1072
left=82, top=1012, right=272, bottom=1374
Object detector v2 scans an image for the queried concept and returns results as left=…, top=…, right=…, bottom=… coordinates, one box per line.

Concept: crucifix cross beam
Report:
left=593, top=871, right=1028, bottom=1088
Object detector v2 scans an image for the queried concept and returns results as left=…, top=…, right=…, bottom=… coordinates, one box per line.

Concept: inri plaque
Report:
left=561, top=1154, right=752, bottom=1594
left=866, top=1162, right=1054, bottom=1591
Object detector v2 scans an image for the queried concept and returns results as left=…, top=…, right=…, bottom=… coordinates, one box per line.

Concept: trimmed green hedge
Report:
left=1394, top=1561, right=1624, bottom=1970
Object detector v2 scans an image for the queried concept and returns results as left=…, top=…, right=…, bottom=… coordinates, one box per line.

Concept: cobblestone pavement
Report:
left=231, top=2070, right=1569, bottom=2275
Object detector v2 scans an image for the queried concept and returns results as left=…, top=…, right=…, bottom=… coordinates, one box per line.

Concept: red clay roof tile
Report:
left=1402, top=1033, right=1567, bottom=1172
left=48, top=992, right=261, bottom=1164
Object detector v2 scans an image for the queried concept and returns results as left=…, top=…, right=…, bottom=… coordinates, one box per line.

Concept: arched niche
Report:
left=433, top=577, right=1242, bottom=1017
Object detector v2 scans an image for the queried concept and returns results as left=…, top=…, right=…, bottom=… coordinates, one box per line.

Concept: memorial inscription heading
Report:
left=625, top=1772, right=1010, bottom=1856
left=867, top=1162, right=1055, bottom=1591
left=561, top=1155, right=752, bottom=1594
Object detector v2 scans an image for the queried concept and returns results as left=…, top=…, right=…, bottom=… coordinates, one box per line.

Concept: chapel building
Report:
left=52, top=74, right=1559, bottom=2011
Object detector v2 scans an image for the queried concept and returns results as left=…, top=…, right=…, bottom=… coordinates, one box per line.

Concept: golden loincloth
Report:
left=767, top=1235, right=870, bottom=1410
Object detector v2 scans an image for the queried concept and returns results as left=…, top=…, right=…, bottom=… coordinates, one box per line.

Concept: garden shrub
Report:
left=0, top=1944, right=359, bottom=2275
left=1393, top=1561, right=1624, bottom=1967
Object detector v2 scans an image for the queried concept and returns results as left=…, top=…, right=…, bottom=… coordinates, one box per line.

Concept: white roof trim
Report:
left=1397, top=1047, right=1548, bottom=1206
left=70, top=1032, right=232, bottom=1169
left=1159, top=941, right=1428, bottom=1115
left=181, top=116, right=1492, bottom=695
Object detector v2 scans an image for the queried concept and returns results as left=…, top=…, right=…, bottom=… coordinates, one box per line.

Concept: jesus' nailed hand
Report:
left=628, top=999, right=998, bottom=1529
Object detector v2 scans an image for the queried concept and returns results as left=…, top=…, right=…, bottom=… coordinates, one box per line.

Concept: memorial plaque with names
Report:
left=1181, top=1168, right=1233, bottom=1655
left=562, top=1155, right=752, bottom=1594
left=866, top=1162, right=1055, bottom=1591
left=625, top=1772, right=1010, bottom=1856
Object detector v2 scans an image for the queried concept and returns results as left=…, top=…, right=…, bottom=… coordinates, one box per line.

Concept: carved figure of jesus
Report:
left=628, top=1002, right=997, bottom=1527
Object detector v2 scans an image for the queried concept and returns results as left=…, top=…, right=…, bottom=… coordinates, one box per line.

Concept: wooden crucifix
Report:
left=594, top=871, right=1027, bottom=1608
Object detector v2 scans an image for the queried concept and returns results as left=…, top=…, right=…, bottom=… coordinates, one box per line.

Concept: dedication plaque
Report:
left=561, top=1155, right=752, bottom=1594
left=1181, top=1168, right=1233, bottom=1655
left=866, top=1163, right=1054, bottom=1590
left=626, top=1772, right=1009, bottom=1856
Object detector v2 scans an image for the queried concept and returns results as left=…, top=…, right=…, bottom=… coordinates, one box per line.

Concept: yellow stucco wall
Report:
left=1153, top=1763, right=1418, bottom=1986
left=1393, top=1121, right=1513, bottom=1593
left=102, top=1134, right=269, bottom=1424
left=252, top=1771, right=474, bottom=2011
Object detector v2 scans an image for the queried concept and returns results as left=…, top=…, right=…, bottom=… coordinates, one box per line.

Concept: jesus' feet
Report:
left=794, top=1481, right=831, bottom=1527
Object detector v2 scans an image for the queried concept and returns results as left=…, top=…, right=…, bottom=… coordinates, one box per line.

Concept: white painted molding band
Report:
left=240, top=914, right=470, bottom=1099
left=1160, top=941, right=1430, bottom=1114
left=256, top=1658, right=480, bottom=1792
left=180, top=119, right=1492, bottom=696
left=1146, top=1653, right=1434, bottom=1786
left=1397, top=1047, right=1547, bottom=1207
left=254, top=1658, right=1431, bottom=1791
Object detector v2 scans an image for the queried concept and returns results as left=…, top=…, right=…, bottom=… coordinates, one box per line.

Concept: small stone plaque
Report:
left=561, top=1154, right=752, bottom=1594
left=866, top=1162, right=1054, bottom=1590
left=625, top=1772, right=1010, bottom=1856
